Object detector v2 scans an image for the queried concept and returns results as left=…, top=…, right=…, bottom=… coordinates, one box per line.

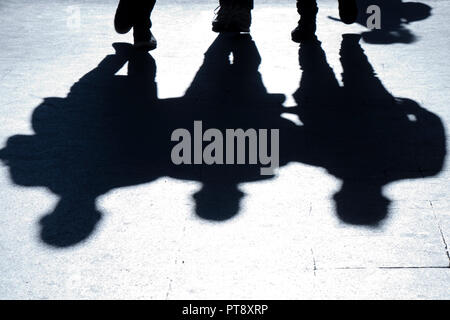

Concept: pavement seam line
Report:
left=429, top=200, right=450, bottom=267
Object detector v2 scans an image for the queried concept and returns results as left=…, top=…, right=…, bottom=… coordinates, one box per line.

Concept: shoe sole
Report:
left=115, top=25, right=133, bottom=34
left=134, top=41, right=157, bottom=51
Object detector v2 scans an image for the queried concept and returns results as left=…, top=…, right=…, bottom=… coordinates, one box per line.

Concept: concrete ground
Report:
left=0, top=0, right=449, bottom=299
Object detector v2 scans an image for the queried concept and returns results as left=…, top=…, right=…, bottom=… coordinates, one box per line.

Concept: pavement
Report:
left=0, top=0, right=449, bottom=299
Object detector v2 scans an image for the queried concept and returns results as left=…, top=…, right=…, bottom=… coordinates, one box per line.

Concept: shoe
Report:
left=291, top=21, right=317, bottom=43
left=212, top=5, right=231, bottom=32
left=230, top=6, right=251, bottom=32
left=338, top=0, right=358, bottom=24
left=212, top=5, right=251, bottom=33
left=291, top=17, right=317, bottom=43
left=133, top=28, right=157, bottom=51
left=114, top=0, right=135, bottom=34
left=292, top=3, right=318, bottom=43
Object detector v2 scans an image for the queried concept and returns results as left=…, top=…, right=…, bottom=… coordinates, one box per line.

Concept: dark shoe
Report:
left=212, top=5, right=232, bottom=32
left=230, top=6, right=251, bottom=32
left=114, top=0, right=135, bottom=34
left=291, top=18, right=317, bottom=43
left=292, top=2, right=318, bottom=43
left=133, top=28, right=157, bottom=51
left=212, top=5, right=251, bottom=33
left=338, top=0, right=358, bottom=24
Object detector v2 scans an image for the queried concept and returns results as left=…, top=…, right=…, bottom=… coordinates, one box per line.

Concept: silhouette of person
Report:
left=212, top=0, right=254, bottom=33
left=0, top=43, right=163, bottom=247
left=114, top=0, right=157, bottom=50
left=164, top=33, right=294, bottom=221
left=0, top=35, right=296, bottom=245
left=292, top=34, right=446, bottom=225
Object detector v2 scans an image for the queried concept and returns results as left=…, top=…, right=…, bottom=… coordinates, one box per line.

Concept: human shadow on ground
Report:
left=0, top=35, right=294, bottom=247
left=0, top=33, right=445, bottom=247
left=289, top=34, right=446, bottom=224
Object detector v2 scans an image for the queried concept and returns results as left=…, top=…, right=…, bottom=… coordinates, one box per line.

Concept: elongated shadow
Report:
left=0, top=44, right=164, bottom=247
left=290, top=35, right=446, bottom=225
left=0, top=36, right=294, bottom=247
left=164, top=34, right=293, bottom=221
left=0, top=34, right=445, bottom=247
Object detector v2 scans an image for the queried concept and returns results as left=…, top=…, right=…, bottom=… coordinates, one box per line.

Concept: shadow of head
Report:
left=193, top=183, right=245, bottom=221
left=39, top=196, right=102, bottom=247
left=333, top=181, right=390, bottom=226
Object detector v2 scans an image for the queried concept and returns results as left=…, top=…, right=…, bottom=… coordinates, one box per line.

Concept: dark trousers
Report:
left=217, top=0, right=318, bottom=13
left=134, top=0, right=319, bottom=20
left=219, top=0, right=254, bottom=9
left=134, top=0, right=318, bottom=27
left=133, top=0, right=156, bottom=29
left=296, top=0, right=318, bottom=16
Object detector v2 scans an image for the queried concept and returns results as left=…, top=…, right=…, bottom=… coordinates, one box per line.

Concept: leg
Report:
left=133, top=0, right=156, bottom=31
left=114, top=0, right=157, bottom=50
left=219, top=0, right=253, bottom=9
left=291, top=0, right=318, bottom=43
left=338, top=0, right=358, bottom=24
left=114, top=0, right=135, bottom=34
left=133, top=0, right=157, bottom=50
left=212, top=0, right=253, bottom=33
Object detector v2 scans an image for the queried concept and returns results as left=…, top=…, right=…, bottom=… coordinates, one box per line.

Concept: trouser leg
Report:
left=219, top=0, right=253, bottom=9
left=133, top=0, right=157, bottom=49
left=134, top=0, right=157, bottom=30
left=296, top=0, right=318, bottom=18
left=291, top=0, right=318, bottom=42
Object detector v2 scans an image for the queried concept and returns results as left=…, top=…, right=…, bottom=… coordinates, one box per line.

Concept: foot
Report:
left=291, top=19, right=317, bottom=43
left=212, top=5, right=231, bottom=32
left=212, top=5, right=251, bottom=33
left=114, top=0, right=135, bottom=34
left=338, top=0, right=358, bottom=24
left=133, top=28, right=157, bottom=51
